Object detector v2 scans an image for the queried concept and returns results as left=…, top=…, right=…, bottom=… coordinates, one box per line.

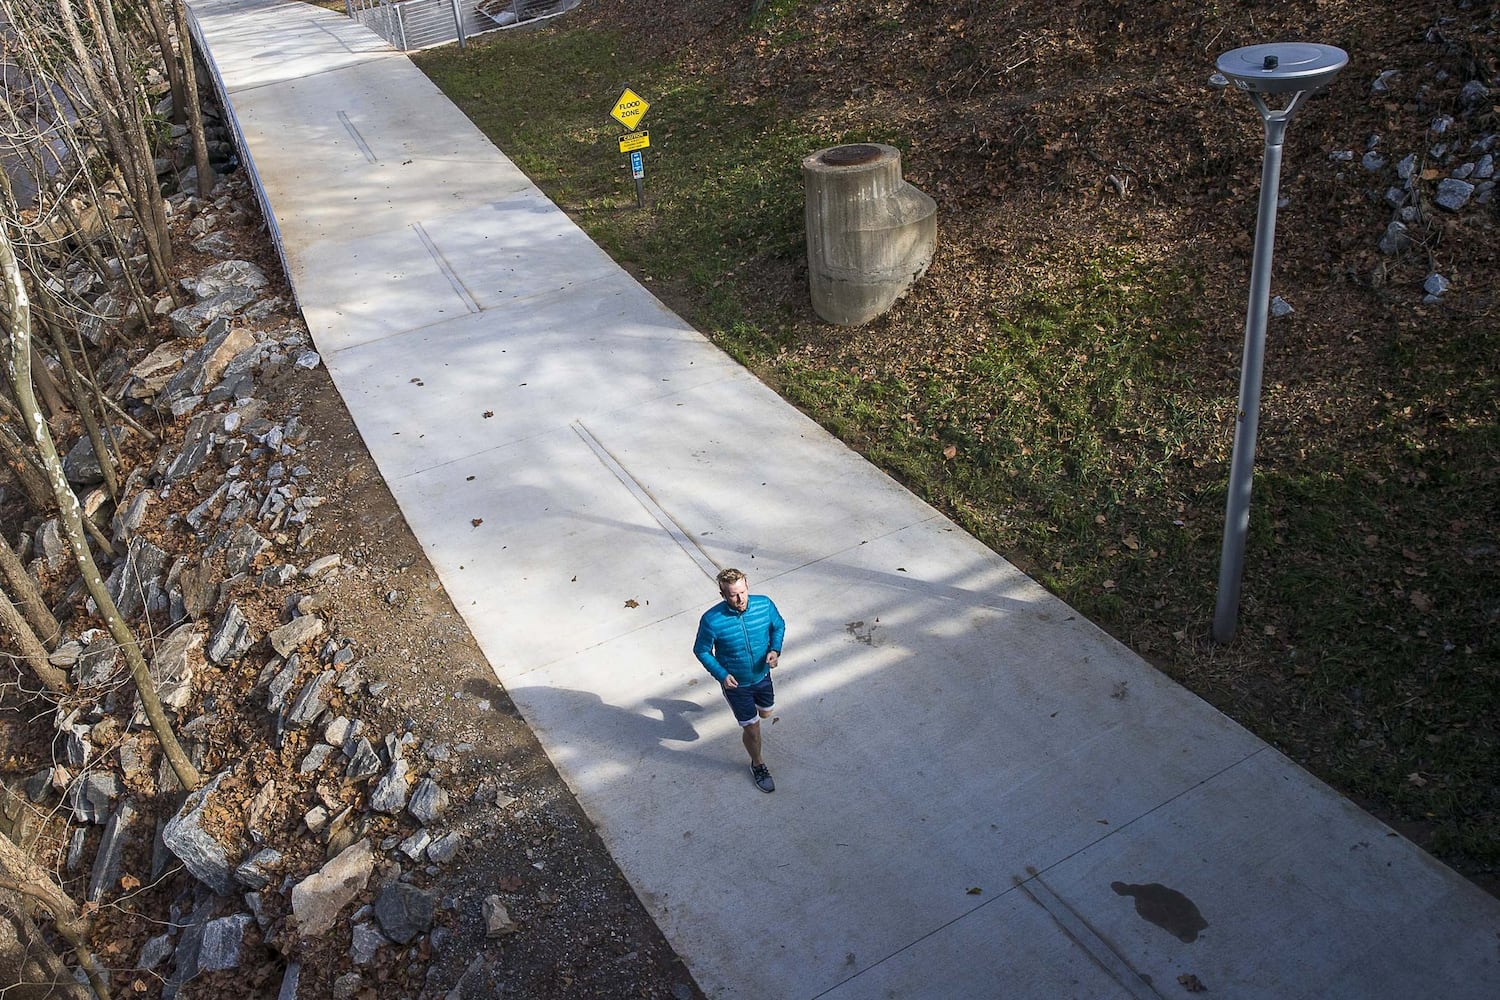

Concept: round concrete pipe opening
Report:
left=818, top=144, right=884, bottom=167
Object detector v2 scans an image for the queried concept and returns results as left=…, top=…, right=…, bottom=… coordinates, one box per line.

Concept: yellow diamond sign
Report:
left=610, top=88, right=650, bottom=130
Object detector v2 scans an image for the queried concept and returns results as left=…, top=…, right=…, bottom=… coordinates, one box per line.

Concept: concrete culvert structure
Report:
left=803, top=143, right=937, bottom=325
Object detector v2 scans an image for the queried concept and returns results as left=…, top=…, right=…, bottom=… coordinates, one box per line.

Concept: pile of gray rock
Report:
left=1344, top=42, right=1495, bottom=304
left=13, top=166, right=494, bottom=997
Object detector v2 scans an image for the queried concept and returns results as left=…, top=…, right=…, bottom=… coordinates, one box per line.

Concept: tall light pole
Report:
left=1211, top=42, right=1347, bottom=643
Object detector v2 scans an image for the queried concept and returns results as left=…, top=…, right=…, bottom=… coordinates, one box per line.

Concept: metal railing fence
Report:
left=345, top=0, right=580, bottom=52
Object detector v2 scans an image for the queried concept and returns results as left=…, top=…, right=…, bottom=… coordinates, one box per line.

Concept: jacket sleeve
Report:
left=693, top=616, right=726, bottom=682
left=767, top=599, right=786, bottom=654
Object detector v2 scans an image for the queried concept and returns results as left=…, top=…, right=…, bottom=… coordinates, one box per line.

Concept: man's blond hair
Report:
left=716, top=568, right=746, bottom=591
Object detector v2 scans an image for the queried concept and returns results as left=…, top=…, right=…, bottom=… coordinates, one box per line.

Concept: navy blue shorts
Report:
left=723, top=676, right=775, bottom=727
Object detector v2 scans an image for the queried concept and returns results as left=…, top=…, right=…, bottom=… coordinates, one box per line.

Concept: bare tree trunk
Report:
left=95, top=0, right=175, bottom=267
left=74, top=369, right=160, bottom=445
left=55, top=0, right=174, bottom=292
left=0, top=96, right=154, bottom=328
left=26, top=343, right=67, bottom=426
left=0, top=533, right=60, bottom=651
left=0, top=899, right=90, bottom=1000
left=172, top=0, right=215, bottom=198
left=0, top=114, right=152, bottom=335
left=0, top=588, right=66, bottom=693
left=0, top=833, right=105, bottom=1000
left=55, top=193, right=156, bottom=336
left=0, top=416, right=54, bottom=512
left=39, top=304, right=118, bottom=501
left=2, top=0, right=181, bottom=312
left=1, top=220, right=199, bottom=792
left=140, top=0, right=186, bottom=126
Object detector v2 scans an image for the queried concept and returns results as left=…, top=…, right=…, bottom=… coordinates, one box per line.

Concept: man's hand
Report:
left=722, top=675, right=738, bottom=690
left=766, top=651, right=780, bottom=669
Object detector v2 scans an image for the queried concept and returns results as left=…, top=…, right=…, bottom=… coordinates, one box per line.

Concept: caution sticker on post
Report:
left=618, top=131, right=651, bottom=153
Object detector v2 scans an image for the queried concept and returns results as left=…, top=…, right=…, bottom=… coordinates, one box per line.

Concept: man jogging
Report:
left=693, top=568, right=786, bottom=793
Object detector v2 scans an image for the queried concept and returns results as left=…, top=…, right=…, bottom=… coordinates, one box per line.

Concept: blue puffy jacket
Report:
left=694, top=595, right=786, bottom=685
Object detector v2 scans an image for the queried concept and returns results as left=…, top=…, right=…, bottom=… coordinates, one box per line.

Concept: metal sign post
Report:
left=630, top=150, right=645, bottom=207
left=611, top=87, right=651, bottom=209
left=1210, top=42, right=1347, bottom=643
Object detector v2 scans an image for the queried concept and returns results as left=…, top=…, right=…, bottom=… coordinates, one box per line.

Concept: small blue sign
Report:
left=630, top=150, right=644, bottom=179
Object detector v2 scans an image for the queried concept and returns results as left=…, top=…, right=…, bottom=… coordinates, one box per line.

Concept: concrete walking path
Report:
left=188, top=2, right=1500, bottom=996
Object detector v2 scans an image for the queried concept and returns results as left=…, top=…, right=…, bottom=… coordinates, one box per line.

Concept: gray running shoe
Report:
left=751, top=763, right=775, bottom=793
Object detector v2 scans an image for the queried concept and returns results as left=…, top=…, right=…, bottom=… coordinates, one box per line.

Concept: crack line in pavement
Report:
left=1017, top=876, right=1164, bottom=999
left=572, top=420, right=720, bottom=581
left=336, top=110, right=378, bottom=162
left=810, top=744, right=1269, bottom=998
left=411, top=222, right=481, bottom=314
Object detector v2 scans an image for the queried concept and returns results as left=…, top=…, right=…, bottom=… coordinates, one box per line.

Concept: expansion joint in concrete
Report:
left=572, top=420, right=719, bottom=581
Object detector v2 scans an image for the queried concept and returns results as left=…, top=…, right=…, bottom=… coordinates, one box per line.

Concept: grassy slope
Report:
left=415, top=1, right=1498, bottom=882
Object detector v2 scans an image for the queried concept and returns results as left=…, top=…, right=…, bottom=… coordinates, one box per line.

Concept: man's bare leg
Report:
left=742, top=720, right=762, bottom=766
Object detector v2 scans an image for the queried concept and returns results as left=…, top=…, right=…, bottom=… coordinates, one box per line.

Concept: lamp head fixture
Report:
left=1216, top=42, right=1347, bottom=95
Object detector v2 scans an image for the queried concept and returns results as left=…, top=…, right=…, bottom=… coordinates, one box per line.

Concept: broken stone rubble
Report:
left=157, top=317, right=257, bottom=411
left=290, top=838, right=373, bottom=937
left=206, top=603, right=253, bottom=664
left=87, top=799, right=138, bottom=901
left=63, top=772, right=120, bottom=825
left=161, top=771, right=237, bottom=894
left=148, top=625, right=202, bottom=713
left=370, top=757, right=411, bottom=814
left=482, top=895, right=519, bottom=938
left=197, top=912, right=255, bottom=972
left=234, top=848, right=282, bottom=890
left=269, top=612, right=325, bottom=657
left=285, top=669, right=336, bottom=728
left=373, top=881, right=437, bottom=945
left=1347, top=56, right=1495, bottom=303
left=409, top=777, right=448, bottom=826
left=349, top=919, right=389, bottom=964
left=26, top=146, right=498, bottom=1000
